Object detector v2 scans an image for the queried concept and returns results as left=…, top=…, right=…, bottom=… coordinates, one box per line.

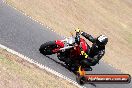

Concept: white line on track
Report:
left=1, top=0, right=125, bottom=87
left=0, top=44, right=85, bottom=88
left=1, top=1, right=86, bottom=88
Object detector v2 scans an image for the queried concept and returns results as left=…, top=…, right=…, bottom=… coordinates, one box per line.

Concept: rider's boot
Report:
left=83, top=66, right=92, bottom=71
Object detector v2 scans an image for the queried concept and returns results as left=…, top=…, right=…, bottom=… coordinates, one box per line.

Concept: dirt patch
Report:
left=0, top=48, right=77, bottom=88
left=5, top=0, right=132, bottom=75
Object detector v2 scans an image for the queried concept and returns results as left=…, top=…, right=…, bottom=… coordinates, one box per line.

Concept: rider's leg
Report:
left=80, top=59, right=93, bottom=71
left=86, top=43, right=91, bottom=55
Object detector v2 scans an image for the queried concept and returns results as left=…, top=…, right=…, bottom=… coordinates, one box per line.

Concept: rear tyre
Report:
left=76, top=74, right=86, bottom=85
left=39, top=41, right=57, bottom=55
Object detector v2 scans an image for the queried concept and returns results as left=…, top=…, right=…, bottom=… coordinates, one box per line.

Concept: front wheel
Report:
left=39, top=41, right=57, bottom=55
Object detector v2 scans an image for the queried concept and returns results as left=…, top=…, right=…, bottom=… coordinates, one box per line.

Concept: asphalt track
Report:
left=0, top=2, right=131, bottom=88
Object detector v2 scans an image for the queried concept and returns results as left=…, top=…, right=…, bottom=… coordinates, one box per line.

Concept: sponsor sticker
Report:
left=77, top=74, right=131, bottom=84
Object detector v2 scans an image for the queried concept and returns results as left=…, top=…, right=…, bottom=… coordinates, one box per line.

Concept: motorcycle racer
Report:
left=39, top=28, right=108, bottom=72
left=75, top=28, right=108, bottom=71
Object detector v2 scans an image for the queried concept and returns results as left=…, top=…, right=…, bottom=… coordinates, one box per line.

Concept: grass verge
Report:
left=0, top=48, right=77, bottom=88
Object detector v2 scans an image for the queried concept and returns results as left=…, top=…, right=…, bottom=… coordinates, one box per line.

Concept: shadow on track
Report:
left=45, top=55, right=70, bottom=71
left=45, top=55, right=97, bottom=87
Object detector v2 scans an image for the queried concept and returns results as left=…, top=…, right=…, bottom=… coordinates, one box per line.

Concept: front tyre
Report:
left=39, top=41, right=57, bottom=55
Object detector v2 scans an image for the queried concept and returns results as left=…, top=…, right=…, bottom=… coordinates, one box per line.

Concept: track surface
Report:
left=0, top=2, right=131, bottom=88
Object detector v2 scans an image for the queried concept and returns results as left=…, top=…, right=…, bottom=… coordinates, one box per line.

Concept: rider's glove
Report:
left=75, top=28, right=83, bottom=35
left=75, top=28, right=81, bottom=33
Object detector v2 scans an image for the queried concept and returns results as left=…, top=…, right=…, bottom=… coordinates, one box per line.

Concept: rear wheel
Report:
left=39, top=41, right=57, bottom=55
left=76, top=74, right=86, bottom=85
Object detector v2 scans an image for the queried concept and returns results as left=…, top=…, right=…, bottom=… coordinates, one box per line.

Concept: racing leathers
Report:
left=80, top=32, right=105, bottom=68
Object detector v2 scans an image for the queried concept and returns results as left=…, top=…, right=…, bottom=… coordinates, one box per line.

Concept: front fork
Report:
left=51, top=40, right=65, bottom=53
left=52, top=48, right=60, bottom=53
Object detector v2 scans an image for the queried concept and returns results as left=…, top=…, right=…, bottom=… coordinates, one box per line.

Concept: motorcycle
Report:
left=39, top=30, right=90, bottom=72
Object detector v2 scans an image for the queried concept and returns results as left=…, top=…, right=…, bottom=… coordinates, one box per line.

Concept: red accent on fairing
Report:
left=80, top=38, right=88, bottom=52
left=55, top=40, right=64, bottom=48
left=52, top=48, right=60, bottom=53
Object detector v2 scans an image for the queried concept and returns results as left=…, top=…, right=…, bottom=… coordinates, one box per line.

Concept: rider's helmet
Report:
left=96, top=35, right=108, bottom=46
